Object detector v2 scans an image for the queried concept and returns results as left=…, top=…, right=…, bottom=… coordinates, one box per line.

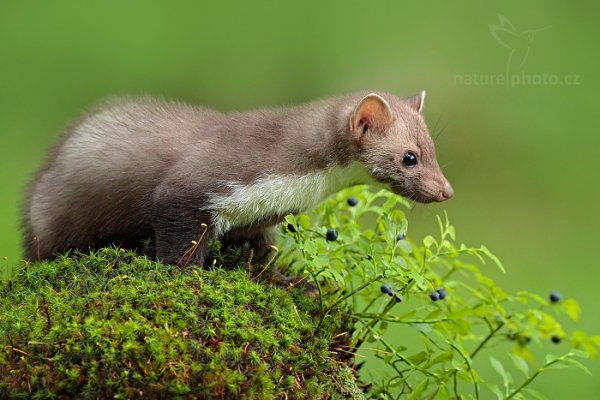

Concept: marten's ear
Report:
left=350, top=93, right=393, bottom=141
left=407, top=90, right=426, bottom=113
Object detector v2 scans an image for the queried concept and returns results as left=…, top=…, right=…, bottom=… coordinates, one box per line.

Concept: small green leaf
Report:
left=396, top=240, right=413, bottom=253
left=544, top=363, right=569, bottom=370
left=303, top=240, right=317, bottom=256
left=488, top=383, right=503, bottom=400
left=423, top=235, right=437, bottom=249
left=407, top=351, right=428, bottom=365
left=407, top=378, right=429, bottom=400
left=407, top=270, right=425, bottom=288
left=297, top=214, right=311, bottom=229
left=569, top=348, right=590, bottom=359
left=479, top=245, right=505, bottom=273
left=396, top=310, right=417, bottom=321
left=508, top=353, right=529, bottom=376
left=329, top=269, right=345, bottom=286
left=447, top=225, right=456, bottom=241
left=454, top=318, right=472, bottom=336
left=455, top=370, right=472, bottom=383
left=563, top=298, right=581, bottom=321
left=284, top=214, right=296, bottom=226
left=523, top=388, right=548, bottom=400
left=424, top=308, right=443, bottom=321
left=435, top=385, right=452, bottom=400
left=423, top=351, right=453, bottom=368
left=378, top=321, right=388, bottom=333
left=545, top=354, right=559, bottom=363
left=561, top=357, right=592, bottom=375
left=414, top=323, right=433, bottom=334
left=490, top=356, right=510, bottom=386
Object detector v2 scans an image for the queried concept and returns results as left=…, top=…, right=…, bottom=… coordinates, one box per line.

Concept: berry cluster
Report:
left=380, top=284, right=402, bottom=302
left=429, top=287, right=448, bottom=301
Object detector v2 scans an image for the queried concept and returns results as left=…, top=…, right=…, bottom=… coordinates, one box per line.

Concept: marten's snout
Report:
left=438, top=182, right=454, bottom=202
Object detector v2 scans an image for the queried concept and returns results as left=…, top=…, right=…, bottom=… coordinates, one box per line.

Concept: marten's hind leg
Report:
left=151, top=194, right=215, bottom=267
left=154, top=220, right=214, bottom=267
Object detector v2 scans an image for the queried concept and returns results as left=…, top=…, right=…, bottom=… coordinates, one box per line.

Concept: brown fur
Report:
left=22, top=91, right=452, bottom=265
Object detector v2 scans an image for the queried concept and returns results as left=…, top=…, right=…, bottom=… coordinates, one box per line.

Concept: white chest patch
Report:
left=207, top=162, right=379, bottom=236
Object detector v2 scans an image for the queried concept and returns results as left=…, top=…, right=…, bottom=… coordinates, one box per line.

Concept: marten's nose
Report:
left=439, top=182, right=454, bottom=201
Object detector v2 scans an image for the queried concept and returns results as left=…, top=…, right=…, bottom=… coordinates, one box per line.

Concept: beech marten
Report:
left=22, top=91, right=453, bottom=266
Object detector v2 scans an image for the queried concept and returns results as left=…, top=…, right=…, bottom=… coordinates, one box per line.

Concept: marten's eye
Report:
left=402, top=152, right=417, bottom=167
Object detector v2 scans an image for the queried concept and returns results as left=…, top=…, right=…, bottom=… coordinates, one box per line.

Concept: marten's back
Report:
left=22, top=98, right=223, bottom=260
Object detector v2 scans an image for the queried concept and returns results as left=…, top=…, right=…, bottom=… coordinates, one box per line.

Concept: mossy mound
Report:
left=0, top=248, right=363, bottom=399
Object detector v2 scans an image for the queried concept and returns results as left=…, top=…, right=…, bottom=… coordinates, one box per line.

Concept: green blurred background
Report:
left=1, top=0, right=598, bottom=397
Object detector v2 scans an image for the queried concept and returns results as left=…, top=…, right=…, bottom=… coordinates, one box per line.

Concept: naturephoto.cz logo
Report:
left=454, top=14, right=580, bottom=87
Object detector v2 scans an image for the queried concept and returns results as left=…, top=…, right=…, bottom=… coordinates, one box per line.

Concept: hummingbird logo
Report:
left=489, top=14, right=550, bottom=75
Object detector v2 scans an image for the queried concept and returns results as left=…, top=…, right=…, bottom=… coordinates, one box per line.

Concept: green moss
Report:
left=0, top=248, right=363, bottom=399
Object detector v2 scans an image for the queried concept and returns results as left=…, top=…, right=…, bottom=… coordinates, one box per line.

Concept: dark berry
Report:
left=549, top=291, right=562, bottom=303
left=380, top=284, right=393, bottom=295
left=396, top=233, right=406, bottom=241
left=551, top=335, right=561, bottom=344
left=508, top=333, right=530, bottom=345
left=436, top=288, right=448, bottom=300
left=347, top=196, right=359, bottom=206
left=326, top=228, right=338, bottom=241
left=287, top=223, right=296, bottom=233
left=429, top=291, right=440, bottom=301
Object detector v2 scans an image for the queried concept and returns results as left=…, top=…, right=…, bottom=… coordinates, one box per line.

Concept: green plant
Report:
left=278, top=186, right=599, bottom=399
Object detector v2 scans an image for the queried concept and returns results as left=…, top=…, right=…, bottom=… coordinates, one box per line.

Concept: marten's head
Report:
left=349, top=91, right=453, bottom=203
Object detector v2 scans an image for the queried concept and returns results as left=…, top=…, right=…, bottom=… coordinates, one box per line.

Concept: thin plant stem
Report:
left=504, top=356, right=566, bottom=400
left=470, top=320, right=505, bottom=359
